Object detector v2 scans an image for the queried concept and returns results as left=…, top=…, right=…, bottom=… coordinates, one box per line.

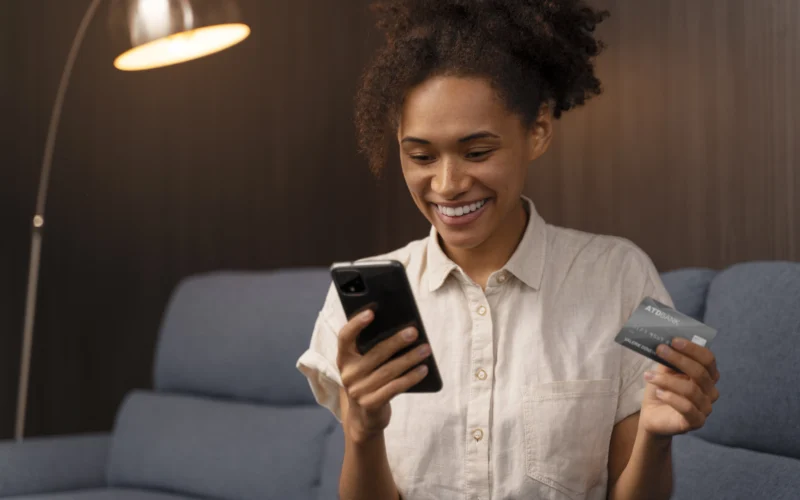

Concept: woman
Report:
left=298, top=1, right=721, bottom=499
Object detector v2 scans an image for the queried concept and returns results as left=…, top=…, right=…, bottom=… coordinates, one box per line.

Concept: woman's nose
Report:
left=431, top=159, right=470, bottom=199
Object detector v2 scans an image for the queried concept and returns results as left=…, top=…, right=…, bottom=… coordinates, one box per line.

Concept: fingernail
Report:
left=403, top=328, right=417, bottom=341
left=417, top=344, right=431, bottom=357
left=360, top=310, right=373, bottom=322
left=644, top=371, right=655, bottom=381
left=657, top=345, right=670, bottom=357
left=416, top=364, right=428, bottom=375
left=656, top=389, right=666, bottom=399
left=672, top=337, right=687, bottom=349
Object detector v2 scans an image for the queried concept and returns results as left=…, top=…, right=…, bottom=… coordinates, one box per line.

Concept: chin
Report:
left=434, top=224, right=488, bottom=250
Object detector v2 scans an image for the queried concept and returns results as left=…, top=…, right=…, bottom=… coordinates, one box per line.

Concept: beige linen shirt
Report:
left=297, top=197, right=672, bottom=500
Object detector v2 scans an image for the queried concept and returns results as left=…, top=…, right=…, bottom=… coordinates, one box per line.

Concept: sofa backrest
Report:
left=106, top=269, right=343, bottom=500
left=663, top=262, right=800, bottom=461
left=660, top=268, right=718, bottom=321
left=693, top=262, right=800, bottom=460
left=153, top=269, right=332, bottom=404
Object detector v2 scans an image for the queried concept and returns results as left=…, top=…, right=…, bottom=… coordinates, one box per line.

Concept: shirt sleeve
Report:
left=296, top=283, right=348, bottom=422
left=615, top=251, right=675, bottom=424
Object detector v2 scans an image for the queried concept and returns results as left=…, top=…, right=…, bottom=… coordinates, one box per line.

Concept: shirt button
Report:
left=473, top=429, right=484, bottom=442
left=497, top=273, right=508, bottom=283
left=476, top=369, right=487, bottom=380
left=477, top=305, right=487, bottom=316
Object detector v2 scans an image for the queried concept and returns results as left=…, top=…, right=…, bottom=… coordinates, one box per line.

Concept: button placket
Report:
left=464, top=285, right=493, bottom=498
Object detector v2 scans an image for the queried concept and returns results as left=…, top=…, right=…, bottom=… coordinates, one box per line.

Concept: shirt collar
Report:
left=426, top=196, right=547, bottom=292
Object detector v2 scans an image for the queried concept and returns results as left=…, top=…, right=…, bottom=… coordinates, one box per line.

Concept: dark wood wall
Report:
left=531, top=0, right=800, bottom=268
left=1, top=0, right=798, bottom=439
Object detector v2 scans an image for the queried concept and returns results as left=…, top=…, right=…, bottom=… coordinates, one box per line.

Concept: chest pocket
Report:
left=523, top=379, right=618, bottom=498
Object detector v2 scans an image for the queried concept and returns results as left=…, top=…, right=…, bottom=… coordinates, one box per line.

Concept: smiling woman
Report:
left=296, top=1, right=722, bottom=500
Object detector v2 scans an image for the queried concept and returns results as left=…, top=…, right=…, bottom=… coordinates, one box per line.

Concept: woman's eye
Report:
left=410, top=154, right=433, bottom=162
left=466, top=150, right=493, bottom=159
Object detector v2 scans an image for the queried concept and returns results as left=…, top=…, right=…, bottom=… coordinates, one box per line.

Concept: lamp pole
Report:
left=15, top=0, right=106, bottom=442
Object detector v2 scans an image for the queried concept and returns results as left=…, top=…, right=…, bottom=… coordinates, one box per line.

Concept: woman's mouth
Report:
left=432, top=198, right=491, bottom=226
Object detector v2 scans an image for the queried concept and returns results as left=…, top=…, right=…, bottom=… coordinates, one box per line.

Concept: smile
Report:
left=435, top=199, right=487, bottom=217
left=432, top=198, right=491, bottom=226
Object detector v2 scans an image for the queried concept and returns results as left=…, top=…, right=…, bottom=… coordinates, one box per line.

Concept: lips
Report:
left=432, top=198, right=491, bottom=226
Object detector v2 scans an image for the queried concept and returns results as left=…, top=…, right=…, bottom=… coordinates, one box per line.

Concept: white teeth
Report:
left=437, top=199, right=486, bottom=217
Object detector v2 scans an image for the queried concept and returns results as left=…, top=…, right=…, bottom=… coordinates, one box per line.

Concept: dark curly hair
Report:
left=354, top=0, right=610, bottom=175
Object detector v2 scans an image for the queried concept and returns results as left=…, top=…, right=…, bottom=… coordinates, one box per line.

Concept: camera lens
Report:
left=337, top=271, right=366, bottom=295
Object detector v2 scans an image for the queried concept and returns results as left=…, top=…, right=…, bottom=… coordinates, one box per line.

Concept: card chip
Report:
left=691, top=335, right=707, bottom=347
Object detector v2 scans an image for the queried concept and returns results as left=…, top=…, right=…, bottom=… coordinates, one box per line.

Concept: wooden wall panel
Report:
left=0, top=0, right=797, bottom=438
left=530, top=0, right=800, bottom=270
left=0, top=0, right=22, bottom=438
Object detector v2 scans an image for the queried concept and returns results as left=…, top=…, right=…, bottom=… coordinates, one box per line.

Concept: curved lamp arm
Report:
left=15, top=0, right=106, bottom=441
left=14, top=0, right=249, bottom=441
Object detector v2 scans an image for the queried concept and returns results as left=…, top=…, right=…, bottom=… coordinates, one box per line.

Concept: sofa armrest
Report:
left=0, top=433, right=110, bottom=497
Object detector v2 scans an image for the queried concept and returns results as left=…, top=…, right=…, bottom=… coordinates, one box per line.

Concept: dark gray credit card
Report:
left=614, top=297, right=717, bottom=372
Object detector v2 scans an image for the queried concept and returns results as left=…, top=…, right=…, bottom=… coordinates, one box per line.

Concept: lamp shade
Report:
left=111, top=0, right=250, bottom=71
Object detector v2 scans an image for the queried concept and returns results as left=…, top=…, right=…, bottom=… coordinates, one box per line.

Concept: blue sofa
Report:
left=0, top=261, right=798, bottom=499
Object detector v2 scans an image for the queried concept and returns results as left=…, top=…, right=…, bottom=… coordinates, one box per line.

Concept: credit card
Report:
left=614, top=297, right=717, bottom=372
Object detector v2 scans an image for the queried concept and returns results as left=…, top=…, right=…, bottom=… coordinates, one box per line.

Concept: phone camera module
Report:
left=337, top=271, right=366, bottom=295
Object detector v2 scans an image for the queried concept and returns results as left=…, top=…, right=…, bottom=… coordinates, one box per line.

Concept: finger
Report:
left=645, top=371, right=712, bottom=415
left=671, top=337, right=720, bottom=383
left=336, top=309, right=374, bottom=369
left=340, top=326, right=420, bottom=389
left=654, top=389, right=707, bottom=430
left=357, top=364, right=430, bottom=411
left=348, top=342, right=431, bottom=399
left=359, top=326, right=419, bottom=373
left=656, top=344, right=716, bottom=396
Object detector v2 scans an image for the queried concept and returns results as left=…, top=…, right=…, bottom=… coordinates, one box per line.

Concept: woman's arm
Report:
left=338, top=387, right=400, bottom=500
left=607, top=413, right=672, bottom=500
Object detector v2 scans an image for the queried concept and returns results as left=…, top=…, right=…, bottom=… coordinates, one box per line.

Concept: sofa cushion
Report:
left=107, top=391, right=338, bottom=500
left=154, top=269, right=331, bottom=405
left=694, top=261, right=800, bottom=459
left=1, top=489, right=197, bottom=499
left=315, top=423, right=344, bottom=500
left=672, top=434, right=800, bottom=500
left=0, top=434, right=109, bottom=497
left=660, top=268, right=718, bottom=320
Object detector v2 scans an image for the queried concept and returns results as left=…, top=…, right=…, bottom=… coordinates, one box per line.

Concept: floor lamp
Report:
left=15, top=0, right=251, bottom=441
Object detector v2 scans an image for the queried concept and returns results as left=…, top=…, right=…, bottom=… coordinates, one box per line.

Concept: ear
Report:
left=527, top=103, right=554, bottom=162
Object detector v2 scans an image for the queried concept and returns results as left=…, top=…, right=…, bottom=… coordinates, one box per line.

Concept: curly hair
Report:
left=354, top=0, right=610, bottom=175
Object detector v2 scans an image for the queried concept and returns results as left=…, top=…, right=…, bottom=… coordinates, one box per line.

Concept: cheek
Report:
left=401, top=165, right=427, bottom=195
left=475, top=156, right=525, bottom=191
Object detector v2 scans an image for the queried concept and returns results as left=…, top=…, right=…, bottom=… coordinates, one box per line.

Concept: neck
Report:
left=441, top=198, right=529, bottom=288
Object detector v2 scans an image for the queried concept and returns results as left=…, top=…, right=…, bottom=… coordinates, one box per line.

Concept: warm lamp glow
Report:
left=114, top=23, right=250, bottom=71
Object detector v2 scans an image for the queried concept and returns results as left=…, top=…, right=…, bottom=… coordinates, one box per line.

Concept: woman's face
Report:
left=397, top=75, right=552, bottom=251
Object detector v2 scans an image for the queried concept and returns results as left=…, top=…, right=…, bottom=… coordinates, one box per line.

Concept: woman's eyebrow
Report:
left=400, top=131, right=500, bottom=145
left=458, top=131, right=500, bottom=142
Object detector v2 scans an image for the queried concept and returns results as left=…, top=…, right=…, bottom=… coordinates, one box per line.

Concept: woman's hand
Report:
left=337, top=309, right=432, bottom=444
left=639, top=337, right=721, bottom=438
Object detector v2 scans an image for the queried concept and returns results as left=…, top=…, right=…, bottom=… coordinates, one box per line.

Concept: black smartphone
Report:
left=330, top=260, right=443, bottom=393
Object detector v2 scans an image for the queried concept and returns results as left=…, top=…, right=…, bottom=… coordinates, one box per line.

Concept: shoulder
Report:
left=547, top=224, right=658, bottom=276
left=544, top=224, right=666, bottom=302
left=547, top=224, right=651, bottom=267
